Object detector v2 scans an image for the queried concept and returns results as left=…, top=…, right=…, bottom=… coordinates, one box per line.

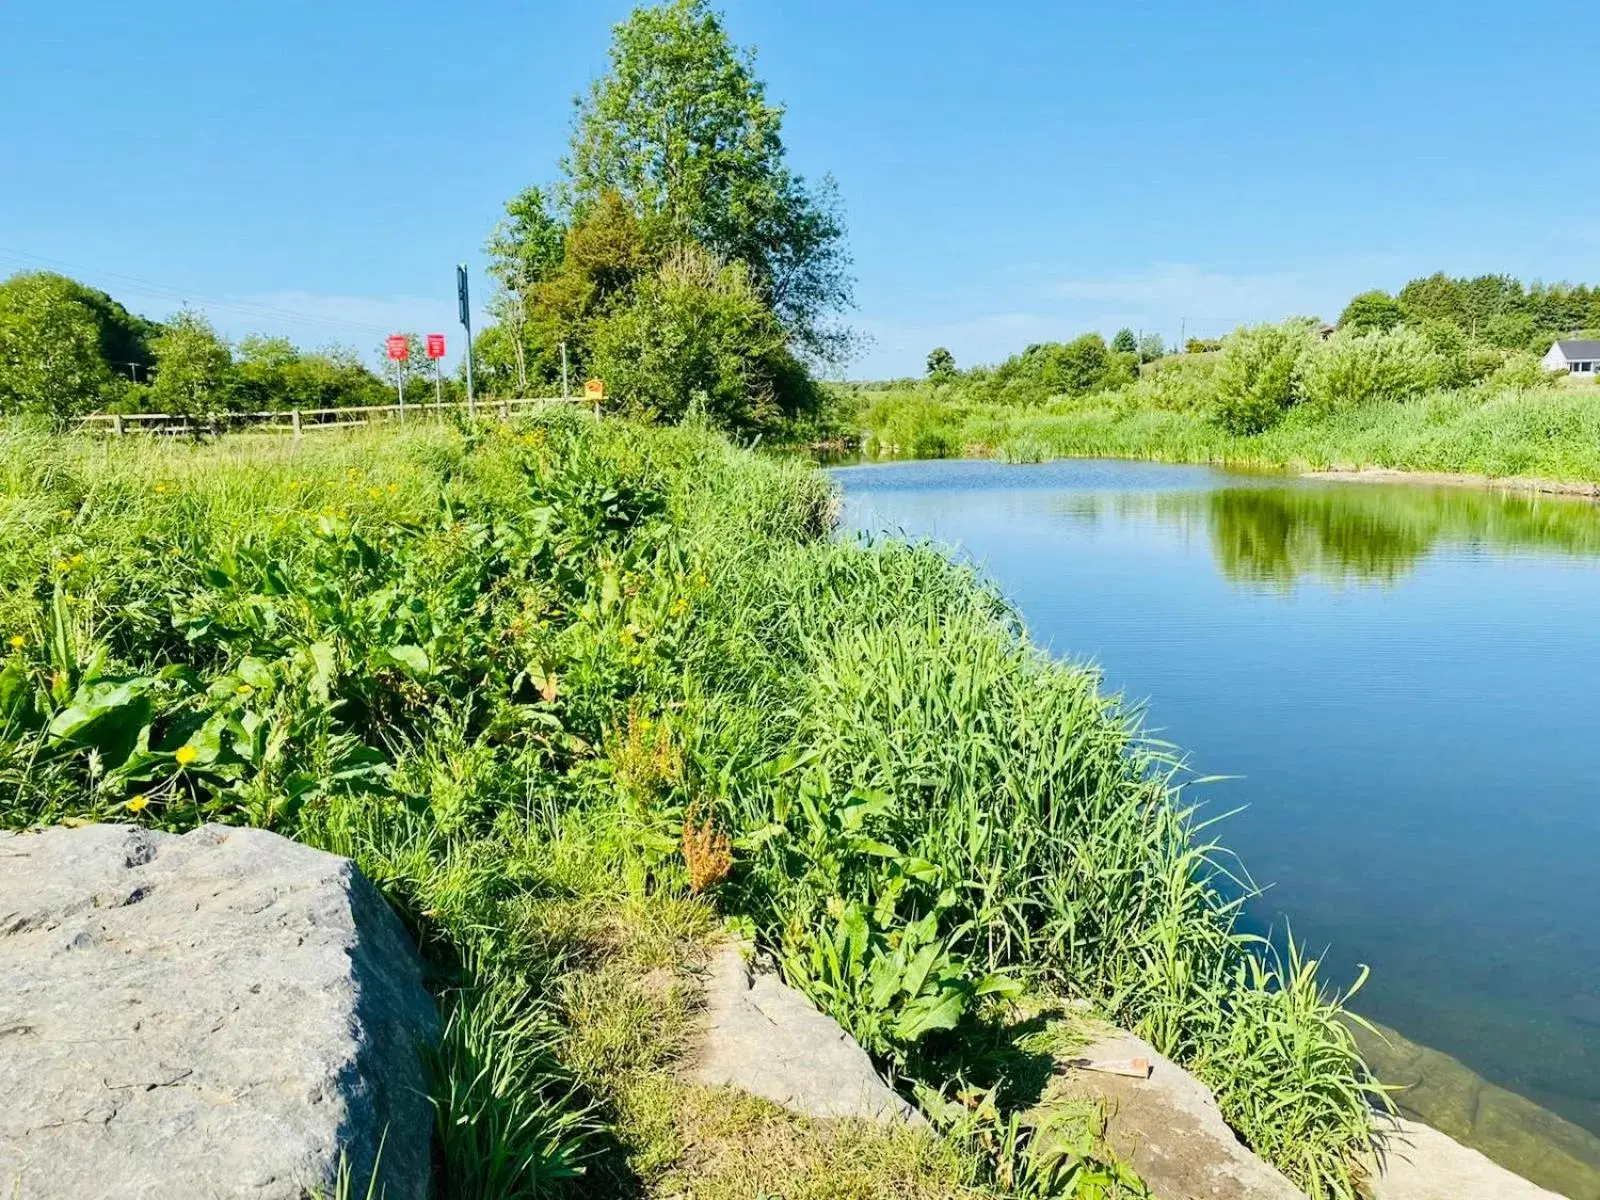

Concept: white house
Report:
left=1542, top=339, right=1600, bottom=376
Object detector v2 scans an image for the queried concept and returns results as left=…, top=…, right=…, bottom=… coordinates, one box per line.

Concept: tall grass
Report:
left=856, top=371, right=1600, bottom=483
left=0, top=415, right=1382, bottom=1197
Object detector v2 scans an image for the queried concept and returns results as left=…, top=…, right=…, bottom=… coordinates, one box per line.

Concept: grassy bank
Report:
left=0, top=414, right=1381, bottom=1198
left=853, top=365, right=1600, bottom=485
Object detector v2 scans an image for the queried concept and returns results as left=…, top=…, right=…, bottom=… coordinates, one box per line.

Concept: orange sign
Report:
left=583, top=377, right=605, bottom=401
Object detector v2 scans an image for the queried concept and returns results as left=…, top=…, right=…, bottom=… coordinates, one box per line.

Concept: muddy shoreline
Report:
left=1306, top=465, right=1600, bottom=499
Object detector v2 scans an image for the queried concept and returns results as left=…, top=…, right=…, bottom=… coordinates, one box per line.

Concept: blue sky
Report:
left=3, top=0, right=1596, bottom=378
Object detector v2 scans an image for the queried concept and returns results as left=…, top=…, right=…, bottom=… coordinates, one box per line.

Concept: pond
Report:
left=833, top=458, right=1600, bottom=1192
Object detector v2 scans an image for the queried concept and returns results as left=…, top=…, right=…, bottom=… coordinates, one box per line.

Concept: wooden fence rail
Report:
left=76, top=394, right=587, bottom=438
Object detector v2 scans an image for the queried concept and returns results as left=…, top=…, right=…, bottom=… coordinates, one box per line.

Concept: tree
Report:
left=566, top=0, right=852, bottom=361
left=1338, top=290, right=1403, bottom=333
left=149, top=311, right=232, bottom=419
left=1137, top=332, right=1165, bottom=363
left=1111, top=328, right=1137, bottom=354
left=526, top=191, right=653, bottom=381
left=486, top=186, right=568, bottom=392
left=926, top=347, right=956, bottom=380
left=589, top=245, right=814, bottom=431
left=0, top=273, right=111, bottom=421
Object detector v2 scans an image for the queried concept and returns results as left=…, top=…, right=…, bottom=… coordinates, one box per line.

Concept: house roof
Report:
left=1553, top=339, right=1600, bottom=359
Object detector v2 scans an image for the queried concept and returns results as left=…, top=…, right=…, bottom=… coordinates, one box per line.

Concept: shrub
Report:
left=1299, top=327, right=1440, bottom=412
left=1210, top=322, right=1316, bottom=434
left=1489, top=351, right=1561, bottom=391
left=590, top=246, right=817, bottom=434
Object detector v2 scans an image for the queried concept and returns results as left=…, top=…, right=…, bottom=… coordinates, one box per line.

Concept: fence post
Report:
left=292, top=409, right=302, bottom=439
left=112, top=414, right=125, bottom=437
left=498, top=397, right=508, bottom=422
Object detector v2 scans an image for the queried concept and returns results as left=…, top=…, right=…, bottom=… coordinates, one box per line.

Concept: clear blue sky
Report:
left=3, top=0, right=1595, bottom=377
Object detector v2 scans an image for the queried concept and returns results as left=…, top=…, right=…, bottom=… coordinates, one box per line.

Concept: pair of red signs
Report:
left=387, top=334, right=446, bottom=361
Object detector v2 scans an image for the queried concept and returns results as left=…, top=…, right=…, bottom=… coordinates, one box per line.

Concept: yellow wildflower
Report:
left=174, top=745, right=199, bottom=767
left=367, top=487, right=382, bottom=500
left=125, top=794, right=149, bottom=813
left=236, top=684, right=253, bottom=696
left=58, top=508, right=74, bottom=520
left=670, top=597, right=690, bottom=617
left=8, top=635, right=23, bottom=650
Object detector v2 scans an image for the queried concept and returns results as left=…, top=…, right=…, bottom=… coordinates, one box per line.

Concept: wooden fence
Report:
left=76, top=394, right=587, bottom=438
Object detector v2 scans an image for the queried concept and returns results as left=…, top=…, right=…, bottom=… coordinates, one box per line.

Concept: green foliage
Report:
left=984, top=335, right=1132, bottom=404
left=1299, top=326, right=1439, bottom=412
left=590, top=246, right=813, bottom=431
left=0, top=415, right=1384, bottom=1196
left=566, top=0, right=852, bottom=360
left=1210, top=321, right=1315, bottom=434
left=1136, top=333, right=1165, bottom=364
left=1110, top=329, right=1136, bottom=355
left=1337, top=290, right=1403, bottom=333
left=149, top=311, right=233, bottom=419
left=0, top=272, right=114, bottom=420
left=926, top=346, right=957, bottom=380
left=230, top=337, right=390, bottom=413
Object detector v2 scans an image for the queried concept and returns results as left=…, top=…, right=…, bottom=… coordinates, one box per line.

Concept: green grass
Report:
left=0, top=413, right=1383, bottom=1198
left=852, top=376, right=1600, bottom=483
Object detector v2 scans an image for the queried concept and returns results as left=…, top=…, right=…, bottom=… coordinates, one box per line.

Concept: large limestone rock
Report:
left=689, top=943, right=921, bottom=1125
left=0, top=823, right=438, bottom=1200
left=1371, top=1117, right=1569, bottom=1200
left=1036, top=1027, right=1307, bottom=1200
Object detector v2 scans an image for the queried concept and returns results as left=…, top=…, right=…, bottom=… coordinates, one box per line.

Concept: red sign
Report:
left=386, top=334, right=409, bottom=361
left=425, top=333, right=446, bottom=359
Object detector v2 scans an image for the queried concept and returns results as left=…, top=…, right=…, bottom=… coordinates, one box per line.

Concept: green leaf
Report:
left=900, top=941, right=942, bottom=1002
left=894, top=986, right=967, bottom=1041
left=379, top=644, right=430, bottom=676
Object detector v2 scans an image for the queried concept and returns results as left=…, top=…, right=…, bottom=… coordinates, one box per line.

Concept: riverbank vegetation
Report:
left=0, top=410, right=1382, bottom=1198
left=850, top=272, right=1600, bottom=483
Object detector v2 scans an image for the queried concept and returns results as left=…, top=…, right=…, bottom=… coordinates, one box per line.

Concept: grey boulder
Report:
left=0, top=823, right=438, bottom=1200
left=689, top=942, right=921, bottom=1125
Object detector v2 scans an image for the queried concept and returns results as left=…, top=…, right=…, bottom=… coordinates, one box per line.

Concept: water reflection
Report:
left=1060, top=484, right=1600, bottom=587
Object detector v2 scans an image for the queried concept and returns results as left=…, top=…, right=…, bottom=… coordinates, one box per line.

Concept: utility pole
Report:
left=457, top=264, right=476, bottom=418
left=560, top=342, right=569, bottom=399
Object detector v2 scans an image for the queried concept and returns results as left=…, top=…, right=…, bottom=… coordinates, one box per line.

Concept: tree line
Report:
left=913, top=271, right=1600, bottom=406
left=0, top=271, right=423, bottom=421
left=1, top=0, right=855, bottom=437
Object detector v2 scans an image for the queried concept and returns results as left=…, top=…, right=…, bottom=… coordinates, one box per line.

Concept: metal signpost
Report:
left=386, top=334, right=409, bottom=421
left=425, top=333, right=446, bottom=415
left=457, top=265, right=475, bottom=418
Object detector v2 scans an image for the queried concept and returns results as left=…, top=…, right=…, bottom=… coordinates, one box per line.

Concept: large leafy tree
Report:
left=149, top=311, right=232, bottom=419
left=566, top=0, right=853, bottom=361
left=1338, top=290, right=1403, bottom=333
left=0, top=273, right=112, bottom=420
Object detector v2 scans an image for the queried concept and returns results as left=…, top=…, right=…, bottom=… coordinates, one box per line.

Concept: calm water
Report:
left=834, top=459, right=1600, bottom=1147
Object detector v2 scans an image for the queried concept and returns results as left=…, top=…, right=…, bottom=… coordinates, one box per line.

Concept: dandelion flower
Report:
left=125, top=794, right=149, bottom=813
left=174, top=745, right=199, bottom=767
left=7, top=635, right=23, bottom=649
